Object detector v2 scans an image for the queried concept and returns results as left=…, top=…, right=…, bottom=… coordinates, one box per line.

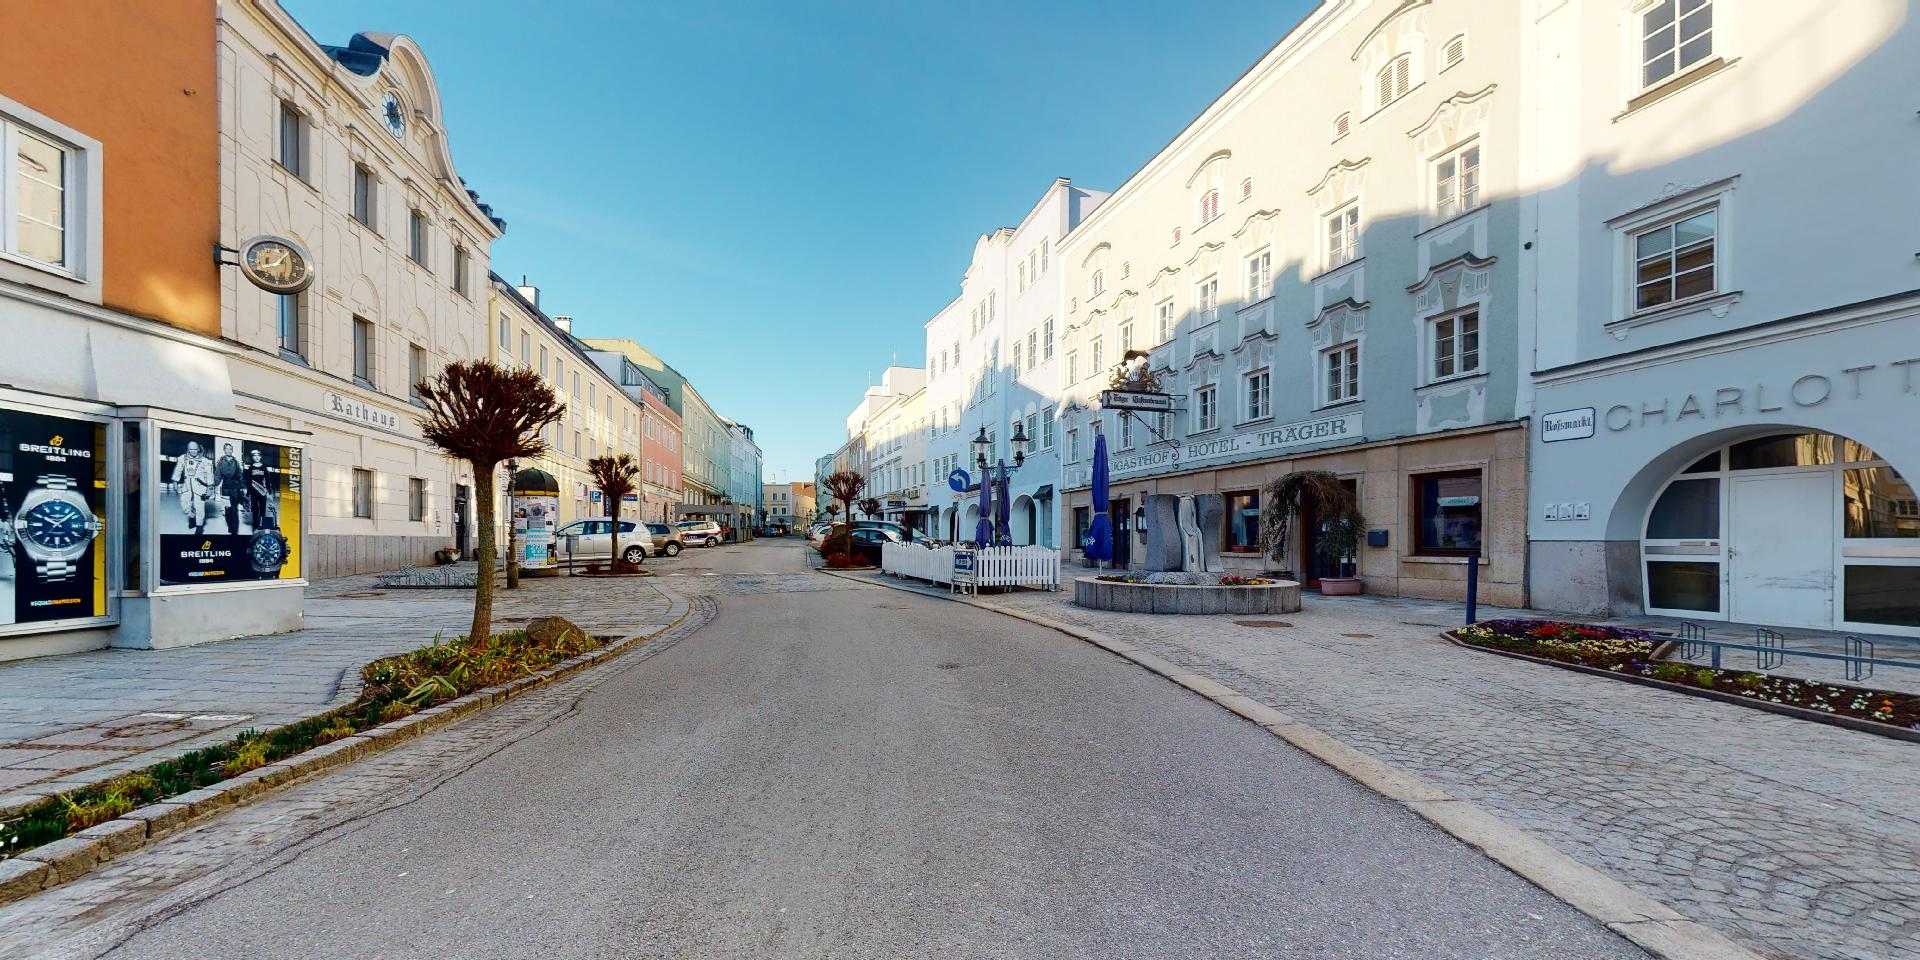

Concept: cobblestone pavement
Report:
left=877, top=575, right=1919, bottom=960
left=0, top=570, right=677, bottom=806
left=0, top=579, right=709, bottom=960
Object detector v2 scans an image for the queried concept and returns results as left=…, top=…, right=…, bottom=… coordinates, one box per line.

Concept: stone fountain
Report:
left=1073, top=492, right=1301, bottom=614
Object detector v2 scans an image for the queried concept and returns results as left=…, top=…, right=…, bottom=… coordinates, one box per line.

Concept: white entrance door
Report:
left=1728, top=473, right=1835, bottom=628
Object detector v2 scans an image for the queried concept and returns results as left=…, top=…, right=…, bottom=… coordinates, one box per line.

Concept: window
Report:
left=1068, top=428, right=1081, bottom=461
left=1171, top=226, right=1182, bottom=246
left=1018, top=261, right=1027, bottom=291
left=452, top=244, right=470, bottom=296
left=1193, top=384, right=1217, bottom=432
left=1225, top=491, right=1260, bottom=552
left=1026, top=331, right=1038, bottom=369
left=1434, top=143, right=1480, bottom=220
left=409, top=478, right=427, bottom=522
left=1040, top=238, right=1049, bottom=272
left=1157, top=299, right=1175, bottom=342
left=521, top=331, right=532, bottom=369
left=1042, top=407, right=1056, bottom=448
left=1090, top=337, right=1103, bottom=374
left=352, top=468, right=374, bottom=519
left=1012, top=341, right=1022, bottom=372
left=352, top=316, right=374, bottom=386
left=351, top=165, right=376, bottom=230
left=1245, top=249, right=1272, bottom=301
left=1325, top=341, right=1360, bottom=404
left=1042, top=319, right=1054, bottom=359
left=498, top=314, right=509, bottom=349
left=1244, top=369, right=1270, bottom=421
left=1119, top=321, right=1134, bottom=354
left=1028, top=250, right=1038, bottom=279
left=1632, top=207, right=1716, bottom=311
left=278, top=294, right=302, bottom=357
left=1066, top=350, right=1078, bottom=384
left=1198, top=186, right=1220, bottom=225
left=408, top=344, right=427, bottom=403
left=1091, top=269, right=1105, bottom=297
left=4, top=119, right=72, bottom=267
left=538, top=345, right=549, bottom=378
left=1195, top=275, right=1218, bottom=323
left=1377, top=54, right=1411, bottom=108
left=1334, top=112, right=1351, bottom=140
left=1414, top=470, right=1482, bottom=555
left=1327, top=205, right=1360, bottom=268
left=1642, top=0, right=1713, bottom=88
left=408, top=209, right=429, bottom=266
left=1431, top=309, right=1481, bottom=379
left=277, top=101, right=307, bottom=180
left=1240, top=177, right=1253, bottom=202
left=1443, top=35, right=1467, bottom=70
left=1119, top=412, right=1134, bottom=449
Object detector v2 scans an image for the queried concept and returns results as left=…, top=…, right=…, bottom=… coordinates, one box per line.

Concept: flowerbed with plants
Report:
left=0, top=617, right=600, bottom=863
left=1456, top=619, right=1920, bottom=729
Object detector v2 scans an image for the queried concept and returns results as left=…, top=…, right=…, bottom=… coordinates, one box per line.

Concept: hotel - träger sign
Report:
left=1068, top=411, right=1363, bottom=488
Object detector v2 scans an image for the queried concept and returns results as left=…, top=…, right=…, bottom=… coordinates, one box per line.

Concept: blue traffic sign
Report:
left=947, top=467, right=971, bottom=493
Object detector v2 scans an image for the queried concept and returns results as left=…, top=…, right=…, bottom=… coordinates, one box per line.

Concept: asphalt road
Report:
left=80, top=541, right=1645, bottom=959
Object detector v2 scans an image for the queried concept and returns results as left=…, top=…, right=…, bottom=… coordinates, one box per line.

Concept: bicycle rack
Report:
left=1754, top=627, right=1786, bottom=670
left=1844, top=635, right=1875, bottom=682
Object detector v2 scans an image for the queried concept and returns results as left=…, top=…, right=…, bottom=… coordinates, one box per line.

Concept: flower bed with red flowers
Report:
left=1455, top=619, right=1920, bottom=731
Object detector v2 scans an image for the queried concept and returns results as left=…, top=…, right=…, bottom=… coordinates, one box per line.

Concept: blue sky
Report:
left=287, top=0, right=1316, bottom=481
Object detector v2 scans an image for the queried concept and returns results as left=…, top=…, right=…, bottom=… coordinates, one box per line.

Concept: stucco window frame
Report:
left=1318, top=339, right=1363, bottom=410
left=0, top=95, right=103, bottom=304
left=1605, top=177, right=1739, bottom=330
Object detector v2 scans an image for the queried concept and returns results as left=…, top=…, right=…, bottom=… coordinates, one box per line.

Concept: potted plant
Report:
left=1313, top=516, right=1364, bottom=595
left=1260, top=469, right=1368, bottom=595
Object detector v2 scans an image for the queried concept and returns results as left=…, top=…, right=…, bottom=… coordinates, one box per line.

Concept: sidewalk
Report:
left=0, top=571, right=676, bottom=811
left=851, top=570, right=1920, bottom=960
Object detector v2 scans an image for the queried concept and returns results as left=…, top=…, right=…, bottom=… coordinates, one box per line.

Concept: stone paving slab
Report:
left=856, top=572, right=1920, bottom=960
left=0, top=571, right=675, bottom=807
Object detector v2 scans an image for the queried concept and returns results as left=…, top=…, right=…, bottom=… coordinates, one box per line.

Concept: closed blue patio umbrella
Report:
left=1086, top=427, right=1113, bottom=563
left=993, top=470, right=1012, bottom=546
left=973, top=470, right=993, bottom=548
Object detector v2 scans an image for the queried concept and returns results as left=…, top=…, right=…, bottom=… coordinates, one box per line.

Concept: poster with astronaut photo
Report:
left=0, top=407, right=108, bottom=628
left=157, top=428, right=302, bottom=586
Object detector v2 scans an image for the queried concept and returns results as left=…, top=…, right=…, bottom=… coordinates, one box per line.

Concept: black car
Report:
left=846, top=526, right=904, bottom=565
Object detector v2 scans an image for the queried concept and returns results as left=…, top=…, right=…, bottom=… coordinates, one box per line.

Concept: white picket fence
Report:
left=881, top=543, right=1060, bottom=592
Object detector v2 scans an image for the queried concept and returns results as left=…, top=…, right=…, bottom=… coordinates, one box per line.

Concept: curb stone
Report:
left=823, top=568, right=1764, bottom=960
left=0, top=593, right=695, bottom=908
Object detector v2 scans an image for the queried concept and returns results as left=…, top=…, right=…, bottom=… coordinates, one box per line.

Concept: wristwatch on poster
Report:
left=249, top=527, right=289, bottom=575
left=14, top=475, right=101, bottom=583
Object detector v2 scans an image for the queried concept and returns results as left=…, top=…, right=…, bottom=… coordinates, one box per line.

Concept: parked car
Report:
left=807, top=522, right=835, bottom=547
left=553, top=519, right=649, bottom=565
left=850, top=519, right=911, bottom=541
left=675, top=519, right=724, bottom=547
left=845, top=526, right=904, bottom=566
left=643, top=522, right=684, bottom=557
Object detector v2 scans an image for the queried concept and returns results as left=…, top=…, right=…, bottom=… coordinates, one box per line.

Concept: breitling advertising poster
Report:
left=157, top=428, right=302, bottom=586
left=0, top=407, right=108, bottom=628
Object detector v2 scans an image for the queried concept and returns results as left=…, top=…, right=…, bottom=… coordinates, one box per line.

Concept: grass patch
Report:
left=1, top=616, right=600, bottom=862
left=1457, top=618, right=1920, bottom=729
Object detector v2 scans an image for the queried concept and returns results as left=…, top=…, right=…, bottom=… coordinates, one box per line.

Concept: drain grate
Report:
left=1342, top=633, right=1375, bottom=639
left=1234, top=620, right=1295, bottom=628
left=335, top=590, right=387, bottom=598
left=935, top=662, right=968, bottom=670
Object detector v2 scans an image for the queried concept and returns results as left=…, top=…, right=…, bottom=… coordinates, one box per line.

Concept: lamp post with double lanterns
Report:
left=971, top=423, right=1031, bottom=547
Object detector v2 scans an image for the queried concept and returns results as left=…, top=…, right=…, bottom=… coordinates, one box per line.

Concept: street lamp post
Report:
left=972, top=423, right=1031, bottom=547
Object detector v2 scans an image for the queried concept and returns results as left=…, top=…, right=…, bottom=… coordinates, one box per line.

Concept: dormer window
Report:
left=1377, top=54, right=1411, bottom=109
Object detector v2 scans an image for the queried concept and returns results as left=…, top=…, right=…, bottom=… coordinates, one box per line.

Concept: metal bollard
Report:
left=1464, top=546, right=1480, bottom=625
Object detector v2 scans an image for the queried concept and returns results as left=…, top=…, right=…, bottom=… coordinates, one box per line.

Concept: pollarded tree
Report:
left=822, top=470, right=866, bottom=529
left=417, top=361, right=565, bottom=644
left=857, top=497, right=882, bottom=520
left=588, top=453, right=642, bottom=571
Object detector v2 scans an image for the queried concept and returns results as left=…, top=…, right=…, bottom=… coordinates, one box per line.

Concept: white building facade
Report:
left=925, top=180, right=1107, bottom=547
left=1523, top=0, right=1920, bottom=635
left=219, top=11, right=503, bottom=577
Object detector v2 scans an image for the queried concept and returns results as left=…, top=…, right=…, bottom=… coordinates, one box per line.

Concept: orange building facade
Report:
left=0, top=0, right=308, bottom=659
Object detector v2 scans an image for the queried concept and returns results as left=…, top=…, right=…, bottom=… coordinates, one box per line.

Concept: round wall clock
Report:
left=239, top=235, right=315, bottom=295
left=382, top=92, right=407, bottom=138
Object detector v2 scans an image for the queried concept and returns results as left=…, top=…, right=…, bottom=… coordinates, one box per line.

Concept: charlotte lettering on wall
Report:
left=0, top=407, right=109, bottom=629
left=157, top=427, right=302, bottom=586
